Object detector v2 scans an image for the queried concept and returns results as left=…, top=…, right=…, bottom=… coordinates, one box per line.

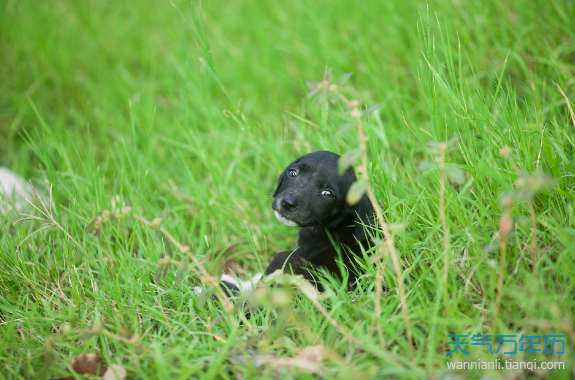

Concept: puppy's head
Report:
left=272, top=151, right=373, bottom=233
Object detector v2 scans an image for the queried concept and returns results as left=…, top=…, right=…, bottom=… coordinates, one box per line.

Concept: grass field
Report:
left=1, top=0, right=575, bottom=378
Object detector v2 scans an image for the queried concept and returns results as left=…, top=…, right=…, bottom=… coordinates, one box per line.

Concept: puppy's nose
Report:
left=280, top=194, right=298, bottom=210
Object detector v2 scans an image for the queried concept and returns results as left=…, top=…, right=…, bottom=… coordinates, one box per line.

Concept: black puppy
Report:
left=205, top=151, right=377, bottom=299
left=265, top=150, right=376, bottom=290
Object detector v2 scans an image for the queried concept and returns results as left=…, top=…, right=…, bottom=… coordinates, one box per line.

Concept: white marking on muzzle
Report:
left=274, top=211, right=300, bottom=227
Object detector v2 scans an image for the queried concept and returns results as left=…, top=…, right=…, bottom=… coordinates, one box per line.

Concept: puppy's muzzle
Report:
left=280, top=193, right=298, bottom=210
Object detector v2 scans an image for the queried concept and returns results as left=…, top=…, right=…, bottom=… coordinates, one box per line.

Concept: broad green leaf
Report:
left=336, top=121, right=356, bottom=136
left=346, top=179, right=367, bottom=205
left=417, top=160, right=436, bottom=171
left=338, top=149, right=362, bottom=175
left=263, top=270, right=301, bottom=285
left=274, top=273, right=302, bottom=286
left=261, top=269, right=284, bottom=284
left=338, top=72, right=353, bottom=86
left=530, top=171, right=557, bottom=192
left=363, top=103, right=382, bottom=117
left=425, top=140, right=441, bottom=154
left=443, top=165, right=465, bottom=184
left=306, top=81, right=322, bottom=89
left=297, top=280, right=319, bottom=301
left=269, top=289, right=293, bottom=308
left=307, top=87, right=322, bottom=99
left=317, top=90, right=328, bottom=103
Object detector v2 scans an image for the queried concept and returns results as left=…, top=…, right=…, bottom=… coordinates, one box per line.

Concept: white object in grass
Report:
left=221, top=272, right=263, bottom=292
left=0, top=167, right=31, bottom=214
left=191, top=272, right=263, bottom=296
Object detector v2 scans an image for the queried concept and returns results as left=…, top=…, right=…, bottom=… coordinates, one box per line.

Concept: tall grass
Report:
left=1, top=0, right=574, bottom=378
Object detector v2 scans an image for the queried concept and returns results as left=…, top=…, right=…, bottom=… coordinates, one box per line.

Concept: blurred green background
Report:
left=2, top=0, right=573, bottom=241
left=1, top=0, right=574, bottom=378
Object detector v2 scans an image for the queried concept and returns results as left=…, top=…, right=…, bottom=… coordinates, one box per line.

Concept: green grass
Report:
left=1, top=0, right=575, bottom=378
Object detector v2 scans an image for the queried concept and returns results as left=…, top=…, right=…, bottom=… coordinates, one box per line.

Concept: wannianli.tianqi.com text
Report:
left=446, top=359, right=565, bottom=371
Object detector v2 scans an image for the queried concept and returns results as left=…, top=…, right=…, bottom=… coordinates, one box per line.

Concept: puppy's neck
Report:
left=317, top=212, right=355, bottom=232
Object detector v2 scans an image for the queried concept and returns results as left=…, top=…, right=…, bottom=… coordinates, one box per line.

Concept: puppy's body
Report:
left=267, top=151, right=376, bottom=289
left=266, top=220, right=365, bottom=288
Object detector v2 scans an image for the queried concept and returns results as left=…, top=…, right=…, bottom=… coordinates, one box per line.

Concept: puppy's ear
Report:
left=273, top=170, right=287, bottom=197
left=353, top=193, right=376, bottom=242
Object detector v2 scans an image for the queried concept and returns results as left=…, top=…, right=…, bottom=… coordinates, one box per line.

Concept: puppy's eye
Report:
left=321, top=190, right=335, bottom=199
left=288, top=169, right=298, bottom=178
